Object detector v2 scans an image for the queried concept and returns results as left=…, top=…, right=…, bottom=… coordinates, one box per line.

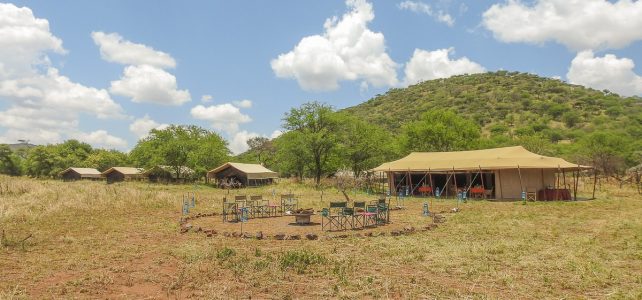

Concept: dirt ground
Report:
left=1, top=178, right=641, bottom=299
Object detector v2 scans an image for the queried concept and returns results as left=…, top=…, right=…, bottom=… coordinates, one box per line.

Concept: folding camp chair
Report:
left=342, top=207, right=356, bottom=229
left=370, top=198, right=389, bottom=225
left=222, top=197, right=239, bottom=222
left=280, top=194, right=298, bottom=213
left=352, top=201, right=367, bottom=229
left=526, top=187, right=537, bottom=201
left=363, top=205, right=378, bottom=227
left=321, top=201, right=347, bottom=231
left=250, top=195, right=268, bottom=217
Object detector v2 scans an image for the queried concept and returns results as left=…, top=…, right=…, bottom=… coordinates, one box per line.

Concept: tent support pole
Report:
left=498, top=169, right=503, bottom=200
left=555, top=165, right=566, bottom=201
left=428, top=168, right=434, bottom=196
left=517, top=165, right=524, bottom=196
left=453, top=167, right=458, bottom=199
left=408, top=169, right=413, bottom=196
left=442, top=172, right=453, bottom=198
left=592, top=169, right=597, bottom=200
left=411, top=171, right=429, bottom=195
left=574, top=166, right=580, bottom=201
left=406, top=170, right=410, bottom=194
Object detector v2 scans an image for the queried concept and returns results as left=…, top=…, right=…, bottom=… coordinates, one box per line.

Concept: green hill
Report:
left=342, top=71, right=642, bottom=142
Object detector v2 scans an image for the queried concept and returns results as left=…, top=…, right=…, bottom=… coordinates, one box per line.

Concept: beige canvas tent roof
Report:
left=102, top=167, right=144, bottom=175
left=207, top=162, right=278, bottom=180
left=59, top=167, right=102, bottom=178
left=372, top=146, right=591, bottom=172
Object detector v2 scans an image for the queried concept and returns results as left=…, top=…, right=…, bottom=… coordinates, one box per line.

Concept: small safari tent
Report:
left=102, top=167, right=145, bottom=184
left=142, top=165, right=195, bottom=183
left=59, top=168, right=103, bottom=181
left=207, top=162, right=278, bottom=187
left=372, top=146, right=593, bottom=200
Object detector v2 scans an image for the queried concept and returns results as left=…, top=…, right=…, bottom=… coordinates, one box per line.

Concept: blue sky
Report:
left=1, top=0, right=641, bottom=153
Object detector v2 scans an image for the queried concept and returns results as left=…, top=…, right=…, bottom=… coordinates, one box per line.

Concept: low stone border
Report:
left=178, top=211, right=446, bottom=240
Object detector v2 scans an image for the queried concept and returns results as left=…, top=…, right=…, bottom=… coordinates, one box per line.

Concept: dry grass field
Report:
left=1, top=175, right=641, bottom=299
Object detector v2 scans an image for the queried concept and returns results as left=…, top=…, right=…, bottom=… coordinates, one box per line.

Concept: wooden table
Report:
left=538, top=189, right=571, bottom=201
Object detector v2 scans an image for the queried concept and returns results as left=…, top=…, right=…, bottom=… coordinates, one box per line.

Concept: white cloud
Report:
left=0, top=3, right=65, bottom=78
left=567, top=50, right=642, bottom=96
left=403, top=48, right=485, bottom=85
left=71, top=130, right=128, bottom=150
left=270, top=130, right=283, bottom=139
left=271, top=0, right=398, bottom=91
left=91, top=31, right=176, bottom=68
left=228, top=129, right=283, bottom=155
left=233, top=99, right=252, bottom=108
left=129, top=115, right=169, bottom=139
left=398, top=1, right=454, bottom=26
left=201, top=94, right=213, bottom=103
left=0, top=3, right=126, bottom=146
left=229, top=130, right=260, bottom=155
left=190, top=104, right=252, bottom=134
left=93, top=31, right=190, bottom=106
left=482, top=0, right=642, bottom=51
left=110, top=64, right=191, bottom=105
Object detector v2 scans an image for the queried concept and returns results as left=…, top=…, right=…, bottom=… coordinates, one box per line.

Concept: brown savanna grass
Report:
left=0, top=175, right=641, bottom=299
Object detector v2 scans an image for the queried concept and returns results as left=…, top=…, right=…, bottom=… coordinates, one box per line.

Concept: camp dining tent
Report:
left=59, top=168, right=103, bottom=181
left=207, top=162, right=278, bottom=187
left=371, top=146, right=592, bottom=200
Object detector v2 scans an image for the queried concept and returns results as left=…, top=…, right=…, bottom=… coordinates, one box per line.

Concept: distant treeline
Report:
left=1, top=72, right=640, bottom=182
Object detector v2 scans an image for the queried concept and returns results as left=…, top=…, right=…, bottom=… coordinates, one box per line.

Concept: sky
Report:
left=1, top=0, right=641, bottom=154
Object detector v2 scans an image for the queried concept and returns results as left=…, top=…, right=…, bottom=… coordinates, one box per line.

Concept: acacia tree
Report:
left=246, top=136, right=275, bottom=166
left=130, top=125, right=229, bottom=179
left=283, top=101, right=339, bottom=185
left=401, top=110, right=481, bottom=153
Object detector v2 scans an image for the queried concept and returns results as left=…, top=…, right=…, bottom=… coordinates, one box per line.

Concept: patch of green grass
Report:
left=279, top=249, right=326, bottom=274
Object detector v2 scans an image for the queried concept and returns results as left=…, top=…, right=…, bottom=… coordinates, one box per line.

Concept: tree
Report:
left=24, top=146, right=57, bottom=177
left=401, top=110, right=481, bottom=153
left=84, top=149, right=129, bottom=172
left=335, top=113, right=397, bottom=177
left=130, top=125, right=229, bottom=179
left=246, top=136, right=275, bottom=166
left=274, top=131, right=309, bottom=180
left=0, top=145, right=21, bottom=176
left=577, top=131, right=629, bottom=177
left=283, top=101, right=339, bottom=184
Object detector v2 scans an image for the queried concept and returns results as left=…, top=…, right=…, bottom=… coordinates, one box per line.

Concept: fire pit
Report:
left=286, top=208, right=315, bottom=225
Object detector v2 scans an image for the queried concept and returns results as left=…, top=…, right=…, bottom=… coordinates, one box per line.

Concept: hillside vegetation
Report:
left=343, top=71, right=642, bottom=142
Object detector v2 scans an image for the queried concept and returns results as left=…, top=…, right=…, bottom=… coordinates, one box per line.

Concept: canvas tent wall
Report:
left=372, top=146, right=592, bottom=200
left=102, top=167, right=145, bottom=183
left=59, top=168, right=103, bottom=181
left=143, top=165, right=195, bottom=183
left=207, top=162, right=278, bottom=187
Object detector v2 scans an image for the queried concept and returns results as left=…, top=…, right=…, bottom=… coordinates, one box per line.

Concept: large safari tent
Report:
left=372, top=146, right=592, bottom=200
left=102, top=167, right=145, bottom=183
left=59, top=167, right=103, bottom=181
left=207, top=162, right=278, bottom=187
